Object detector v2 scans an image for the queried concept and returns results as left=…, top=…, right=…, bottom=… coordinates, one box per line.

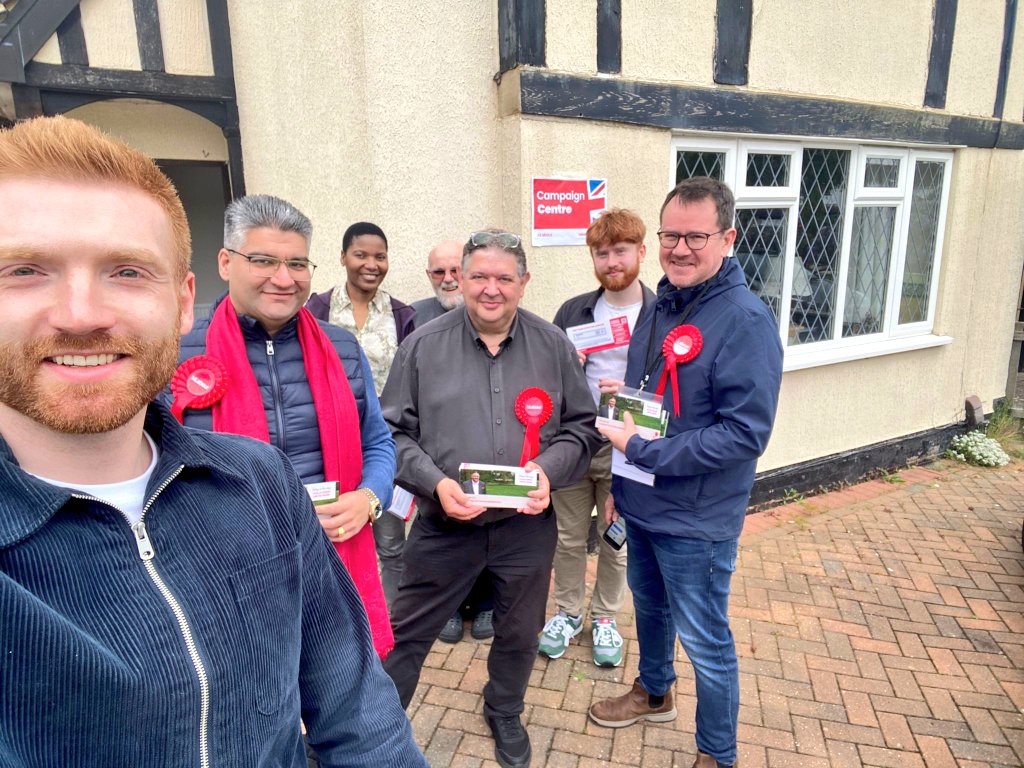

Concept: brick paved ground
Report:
left=406, top=459, right=1024, bottom=767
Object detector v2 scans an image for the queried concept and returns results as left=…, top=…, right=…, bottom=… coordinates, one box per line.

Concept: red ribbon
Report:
left=514, top=388, right=553, bottom=465
left=170, top=355, right=229, bottom=424
left=655, top=325, right=703, bottom=417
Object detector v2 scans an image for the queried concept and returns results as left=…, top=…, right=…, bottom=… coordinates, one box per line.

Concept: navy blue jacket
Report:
left=614, top=258, right=783, bottom=540
left=171, top=296, right=394, bottom=506
left=0, top=403, right=426, bottom=767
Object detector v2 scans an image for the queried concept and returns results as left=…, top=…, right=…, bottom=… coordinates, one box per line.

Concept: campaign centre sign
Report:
left=531, top=177, right=608, bottom=246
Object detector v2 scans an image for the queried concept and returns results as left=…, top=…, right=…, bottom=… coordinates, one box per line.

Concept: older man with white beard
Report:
left=409, top=239, right=464, bottom=326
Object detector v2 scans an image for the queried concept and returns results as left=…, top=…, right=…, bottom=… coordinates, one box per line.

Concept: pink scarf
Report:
left=203, top=299, right=393, bottom=658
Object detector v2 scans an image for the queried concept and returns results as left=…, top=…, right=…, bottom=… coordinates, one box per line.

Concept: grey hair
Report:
left=462, top=228, right=528, bottom=278
left=223, top=194, right=313, bottom=250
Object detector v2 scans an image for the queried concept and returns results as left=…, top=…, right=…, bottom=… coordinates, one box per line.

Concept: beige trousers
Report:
left=550, top=442, right=627, bottom=619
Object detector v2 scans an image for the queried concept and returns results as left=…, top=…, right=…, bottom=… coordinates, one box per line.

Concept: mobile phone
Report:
left=603, top=519, right=626, bottom=550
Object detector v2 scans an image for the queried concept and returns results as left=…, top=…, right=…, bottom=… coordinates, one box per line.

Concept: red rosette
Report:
left=655, top=325, right=703, bottom=417
left=514, top=388, right=553, bottom=465
left=170, top=355, right=229, bottom=424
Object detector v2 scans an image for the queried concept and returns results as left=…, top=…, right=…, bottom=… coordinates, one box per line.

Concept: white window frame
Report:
left=669, top=135, right=954, bottom=371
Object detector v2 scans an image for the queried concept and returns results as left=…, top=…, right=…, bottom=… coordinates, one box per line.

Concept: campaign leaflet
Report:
left=458, top=463, right=539, bottom=509
left=565, top=315, right=632, bottom=355
left=594, top=387, right=668, bottom=439
left=305, top=481, right=339, bottom=506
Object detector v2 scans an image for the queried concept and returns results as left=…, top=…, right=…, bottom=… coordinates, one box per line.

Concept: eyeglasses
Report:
left=226, top=248, right=317, bottom=279
left=428, top=267, right=460, bottom=278
left=468, top=231, right=522, bottom=250
left=656, top=229, right=726, bottom=251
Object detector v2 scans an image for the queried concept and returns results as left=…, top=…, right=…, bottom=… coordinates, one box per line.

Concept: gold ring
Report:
left=337, top=526, right=345, bottom=537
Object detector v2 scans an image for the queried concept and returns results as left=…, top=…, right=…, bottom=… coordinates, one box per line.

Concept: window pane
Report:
left=791, top=148, right=850, bottom=345
left=899, top=161, right=944, bottom=324
left=746, top=153, right=790, bottom=187
left=864, top=157, right=900, bottom=188
left=735, top=209, right=791, bottom=324
left=675, top=151, right=724, bottom=183
left=843, top=206, right=896, bottom=337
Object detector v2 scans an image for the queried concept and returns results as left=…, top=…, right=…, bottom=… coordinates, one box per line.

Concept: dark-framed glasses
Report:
left=656, top=229, right=726, bottom=251
left=226, top=248, right=317, bottom=279
left=428, top=266, right=460, bottom=278
left=468, top=231, right=522, bottom=250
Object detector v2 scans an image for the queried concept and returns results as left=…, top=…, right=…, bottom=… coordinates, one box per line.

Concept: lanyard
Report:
left=639, top=282, right=711, bottom=391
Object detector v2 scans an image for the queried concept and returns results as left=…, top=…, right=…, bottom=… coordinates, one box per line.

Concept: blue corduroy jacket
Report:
left=0, top=403, right=427, bottom=767
left=613, top=258, right=784, bottom=541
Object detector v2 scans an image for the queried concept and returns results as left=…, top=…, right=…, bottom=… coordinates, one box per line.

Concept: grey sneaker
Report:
left=591, top=617, right=623, bottom=667
left=538, top=611, right=582, bottom=659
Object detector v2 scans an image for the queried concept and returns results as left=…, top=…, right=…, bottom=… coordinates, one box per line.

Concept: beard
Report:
left=0, top=330, right=181, bottom=435
left=595, top=259, right=641, bottom=292
left=434, top=281, right=465, bottom=311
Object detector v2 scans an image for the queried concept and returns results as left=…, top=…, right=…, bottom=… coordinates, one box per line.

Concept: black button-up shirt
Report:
left=381, top=306, right=600, bottom=525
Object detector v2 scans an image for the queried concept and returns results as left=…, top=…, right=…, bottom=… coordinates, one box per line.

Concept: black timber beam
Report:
left=517, top=70, right=1024, bottom=150
left=0, top=0, right=80, bottom=83
left=714, top=0, right=752, bottom=86
left=205, top=0, right=235, bottom=79
left=596, top=0, right=621, bottom=75
left=924, top=0, right=957, bottom=109
left=23, top=62, right=234, bottom=101
left=132, top=0, right=164, bottom=73
left=994, top=0, right=1018, bottom=119
left=499, top=0, right=545, bottom=74
left=55, top=4, right=87, bottom=67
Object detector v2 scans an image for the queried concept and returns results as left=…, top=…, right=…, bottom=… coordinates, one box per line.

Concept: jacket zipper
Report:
left=72, top=463, right=211, bottom=768
left=265, top=339, right=287, bottom=454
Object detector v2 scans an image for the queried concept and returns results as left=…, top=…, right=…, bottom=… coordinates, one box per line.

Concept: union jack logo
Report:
left=588, top=179, right=607, bottom=199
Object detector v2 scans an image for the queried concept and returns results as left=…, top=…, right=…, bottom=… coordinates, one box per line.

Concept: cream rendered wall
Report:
left=944, top=0, right=1005, bottom=116
left=508, top=116, right=668, bottom=320
left=620, top=0, right=716, bottom=84
left=747, top=0, right=932, bottom=107
left=157, top=0, right=214, bottom=76
left=546, top=0, right=596, bottom=74
left=79, top=0, right=141, bottom=71
left=229, top=0, right=504, bottom=306
left=65, top=99, right=228, bottom=161
left=32, top=32, right=62, bottom=64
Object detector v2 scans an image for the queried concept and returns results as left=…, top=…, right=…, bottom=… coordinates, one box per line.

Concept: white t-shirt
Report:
left=32, top=432, right=159, bottom=526
left=585, top=295, right=643, bottom=405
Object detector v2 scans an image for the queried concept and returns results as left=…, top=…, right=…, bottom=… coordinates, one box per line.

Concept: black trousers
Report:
left=383, top=509, right=557, bottom=718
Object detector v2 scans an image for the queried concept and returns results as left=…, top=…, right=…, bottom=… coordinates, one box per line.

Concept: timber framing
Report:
left=749, top=422, right=964, bottom=509
left=714, top=0, right=752, bottom=86
left=515, top=69, right=1024, bottom=150
left=994, top=0, right=1019, bottom=119
left=499, top=0, right=545, bottom=74
left=596, top=0, right=621, bottom=75
left=924, top=0, right=957, bottom=109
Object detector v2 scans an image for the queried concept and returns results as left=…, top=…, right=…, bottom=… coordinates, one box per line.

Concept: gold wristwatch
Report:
left=360, top=488, right=383, bottom=524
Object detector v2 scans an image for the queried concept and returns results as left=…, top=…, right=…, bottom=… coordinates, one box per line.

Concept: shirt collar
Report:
left=464, top=308, right=520, bottom=354
left=340, top=285, right=390, bottom=313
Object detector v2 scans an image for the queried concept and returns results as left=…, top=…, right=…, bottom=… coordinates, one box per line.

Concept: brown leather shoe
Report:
left=588, top=679, right=676, bottom=727
left=692, top=751, right=737, bottom=768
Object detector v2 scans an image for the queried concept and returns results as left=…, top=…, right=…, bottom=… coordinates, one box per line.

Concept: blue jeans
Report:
left=627, top=524, right=739, bottom=766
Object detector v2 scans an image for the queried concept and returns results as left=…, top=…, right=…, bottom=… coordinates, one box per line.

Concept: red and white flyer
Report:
left=565, top=315, right=632, bottom=354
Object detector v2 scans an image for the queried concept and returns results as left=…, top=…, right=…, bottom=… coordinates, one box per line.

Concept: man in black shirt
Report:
left=381, top=230, right=599, bottom=768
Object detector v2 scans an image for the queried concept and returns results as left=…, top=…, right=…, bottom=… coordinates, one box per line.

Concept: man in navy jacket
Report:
left=588, top=177, right=783, bottom=768
left=0, top=116, right=425, bottom=767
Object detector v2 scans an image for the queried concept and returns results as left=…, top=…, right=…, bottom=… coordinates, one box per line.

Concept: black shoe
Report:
left=438, top=613, right=464, bottom=644
left=486, top=714, right=531, bottom=768
left=471, top=609, right=495, bottom=640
